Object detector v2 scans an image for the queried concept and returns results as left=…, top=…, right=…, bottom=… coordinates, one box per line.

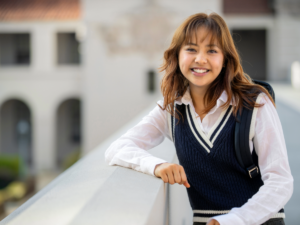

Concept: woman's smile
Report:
left=191, top=67, right=210, bottom=76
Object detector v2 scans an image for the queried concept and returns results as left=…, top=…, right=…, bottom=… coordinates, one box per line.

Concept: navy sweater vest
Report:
left=170, top=104, right=284, bottom=222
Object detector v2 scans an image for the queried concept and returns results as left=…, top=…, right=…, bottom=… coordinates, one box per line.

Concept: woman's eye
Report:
left=186, top=48, right=196, bottom=52
left=208, top=49, right=217, bottom=53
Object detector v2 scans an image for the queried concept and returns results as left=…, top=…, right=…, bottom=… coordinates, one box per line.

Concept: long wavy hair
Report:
left=159, top=12, right=275, bottom=121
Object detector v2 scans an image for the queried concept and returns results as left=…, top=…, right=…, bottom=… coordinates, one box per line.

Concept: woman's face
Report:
left=178, top=26, right=224, bottom=93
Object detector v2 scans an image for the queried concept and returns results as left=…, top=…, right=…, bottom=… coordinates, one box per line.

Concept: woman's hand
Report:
left=154, top=163, right=190, bottom=188
left=207, top=219, right=220, bottom=225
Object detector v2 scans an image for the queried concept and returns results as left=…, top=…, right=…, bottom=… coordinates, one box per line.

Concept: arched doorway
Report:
left=56, top=99, right=81, bottom=169
left=0, top=99, right=32, bottom=171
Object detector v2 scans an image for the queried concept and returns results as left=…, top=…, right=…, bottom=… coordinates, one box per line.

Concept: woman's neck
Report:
left=189, top=85, right=210, bottom=122
left=189, top=85, right=207, bottom=110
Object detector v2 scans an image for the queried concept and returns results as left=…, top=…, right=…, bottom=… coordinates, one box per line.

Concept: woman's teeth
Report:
left=192, top=69, right=209, bottom=73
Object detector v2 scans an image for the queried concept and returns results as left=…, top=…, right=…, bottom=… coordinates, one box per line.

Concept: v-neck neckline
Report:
left=186, top=104, right=233, bottom=153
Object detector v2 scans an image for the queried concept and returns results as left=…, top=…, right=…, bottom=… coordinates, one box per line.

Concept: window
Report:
left=232, top=29, right=266, bottom=80
left=0, top=33, right=31, bottom=65
left=57, top=32, right=80, bottom=65
left=147, top=70, right=156, bottom=93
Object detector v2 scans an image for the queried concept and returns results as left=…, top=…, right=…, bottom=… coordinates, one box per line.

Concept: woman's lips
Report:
left=191, top=68, right=209, bottom=76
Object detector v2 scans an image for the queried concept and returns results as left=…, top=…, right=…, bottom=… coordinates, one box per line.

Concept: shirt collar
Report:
left=175, top=87, right=236, bottom=109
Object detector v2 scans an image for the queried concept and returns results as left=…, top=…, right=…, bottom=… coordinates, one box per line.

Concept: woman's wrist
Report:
left=154, top=163, right=165, bottom=177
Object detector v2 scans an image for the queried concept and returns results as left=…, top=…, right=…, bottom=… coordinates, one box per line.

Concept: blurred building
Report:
left=0, top=0, right=299, bottom=175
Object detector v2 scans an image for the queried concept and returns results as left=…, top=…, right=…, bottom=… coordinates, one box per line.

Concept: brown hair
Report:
left=159, top=12, right=275, bottom=121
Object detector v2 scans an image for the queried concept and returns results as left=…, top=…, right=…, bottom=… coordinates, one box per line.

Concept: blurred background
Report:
left=0, top=0, right=299, bottom=223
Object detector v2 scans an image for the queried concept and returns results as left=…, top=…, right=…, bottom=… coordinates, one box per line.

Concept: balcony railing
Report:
left=0, top=102, right=193, bottom=225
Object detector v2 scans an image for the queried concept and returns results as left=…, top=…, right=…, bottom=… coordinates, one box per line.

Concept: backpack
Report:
left=234, top=80, right=275, bottom=178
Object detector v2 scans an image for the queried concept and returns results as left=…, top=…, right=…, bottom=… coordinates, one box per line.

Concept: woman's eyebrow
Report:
left=206, top=44, right=219, bottom=48
left=186, top=42, right=198, bottom=46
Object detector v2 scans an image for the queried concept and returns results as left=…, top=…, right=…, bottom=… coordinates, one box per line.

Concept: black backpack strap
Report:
left=252, top=79, right=275, bottom=102
left=235, top=80, right=276, bottom=178
left=235, top=105, right=259, bottom=178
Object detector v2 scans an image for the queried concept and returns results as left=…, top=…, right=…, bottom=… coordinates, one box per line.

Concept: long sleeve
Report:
left=105, top=100, right=171, bottom=176
left=212, top=94, right=294, bottom=225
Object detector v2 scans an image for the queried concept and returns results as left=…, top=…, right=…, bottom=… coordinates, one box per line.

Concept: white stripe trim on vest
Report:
left=271, top=213, right=286, bottom=218
left=207, top=106, right=230, bottom=140
left=211, top=106, right=233, bottom=144
left=193, top=209, right=230, bottom=214
left=192, top=210, right=285, bottom=222
left=186, top=105, right=211, bottom=153
left=188, top=105, right=213, bottom=148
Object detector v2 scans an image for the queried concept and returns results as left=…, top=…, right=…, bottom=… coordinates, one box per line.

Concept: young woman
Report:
left=105, top=12, right=293, bottom=225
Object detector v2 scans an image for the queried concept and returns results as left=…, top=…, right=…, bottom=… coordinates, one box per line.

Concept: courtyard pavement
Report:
left=271, top=83, right=300, bottom=224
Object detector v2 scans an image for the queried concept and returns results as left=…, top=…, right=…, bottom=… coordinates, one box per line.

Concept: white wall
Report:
left=81, top=0, right=222, bottom=154
left=275, top=15, right=300, bottom=81
left=0, top=21, right=82, bottom=172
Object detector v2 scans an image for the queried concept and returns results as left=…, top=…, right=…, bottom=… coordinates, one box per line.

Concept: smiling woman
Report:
left=105, top=12, right=292, bottom=225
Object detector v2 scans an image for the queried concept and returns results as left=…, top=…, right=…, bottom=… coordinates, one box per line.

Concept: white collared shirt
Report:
left=105, top=88, right=293, bottom=225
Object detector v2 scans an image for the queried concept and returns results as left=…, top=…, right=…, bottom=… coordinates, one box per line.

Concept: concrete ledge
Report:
left=1, top=102, right=192, bottom=225
left=270, top=83, right=300, bottom=113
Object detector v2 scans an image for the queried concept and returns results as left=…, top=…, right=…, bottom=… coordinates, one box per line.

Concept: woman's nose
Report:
left=195, top=52, right=207, bottom=64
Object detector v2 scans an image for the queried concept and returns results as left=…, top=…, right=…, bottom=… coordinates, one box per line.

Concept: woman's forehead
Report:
left=186, top=27, right=219, bottom=45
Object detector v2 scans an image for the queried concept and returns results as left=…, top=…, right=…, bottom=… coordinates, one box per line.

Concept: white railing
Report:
left=0, top=103, right=192, bottom=225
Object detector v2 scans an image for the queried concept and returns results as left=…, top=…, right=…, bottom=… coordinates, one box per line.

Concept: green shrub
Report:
left=0, top=155, right=26, bottom=189
left=62, top=149, right=81, bottom=170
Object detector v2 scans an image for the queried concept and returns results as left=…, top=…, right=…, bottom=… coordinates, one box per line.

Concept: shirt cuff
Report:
left=141, top=156, right=167, bottom=176
left=209, top=213, right=244, bottom=225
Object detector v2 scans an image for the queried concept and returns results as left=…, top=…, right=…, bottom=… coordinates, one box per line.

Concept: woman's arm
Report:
left=210, top=94, right=294, bottom=225
left=105, top=100, right=171, bottom=176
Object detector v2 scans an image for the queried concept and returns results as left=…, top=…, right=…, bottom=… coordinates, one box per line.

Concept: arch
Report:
left=55, top=98, right=81, bottom=169
left=0, top=95, right=32, bottom=113
left=54, top=94, right=81, bottom=112
left=0, top=99, right=33, bottom=170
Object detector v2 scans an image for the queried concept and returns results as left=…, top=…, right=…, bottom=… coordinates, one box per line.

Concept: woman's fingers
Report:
left=179, top=166, right=190, bottom=188
left=160, top=173, right=168, bottom=183
left=173, top=166, right=182, bottom=184
left=183, top=181, right=190, bottom=188
left=154, top=163, right=190, bottom=188
left=167, top=169, right=175, bottom=184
